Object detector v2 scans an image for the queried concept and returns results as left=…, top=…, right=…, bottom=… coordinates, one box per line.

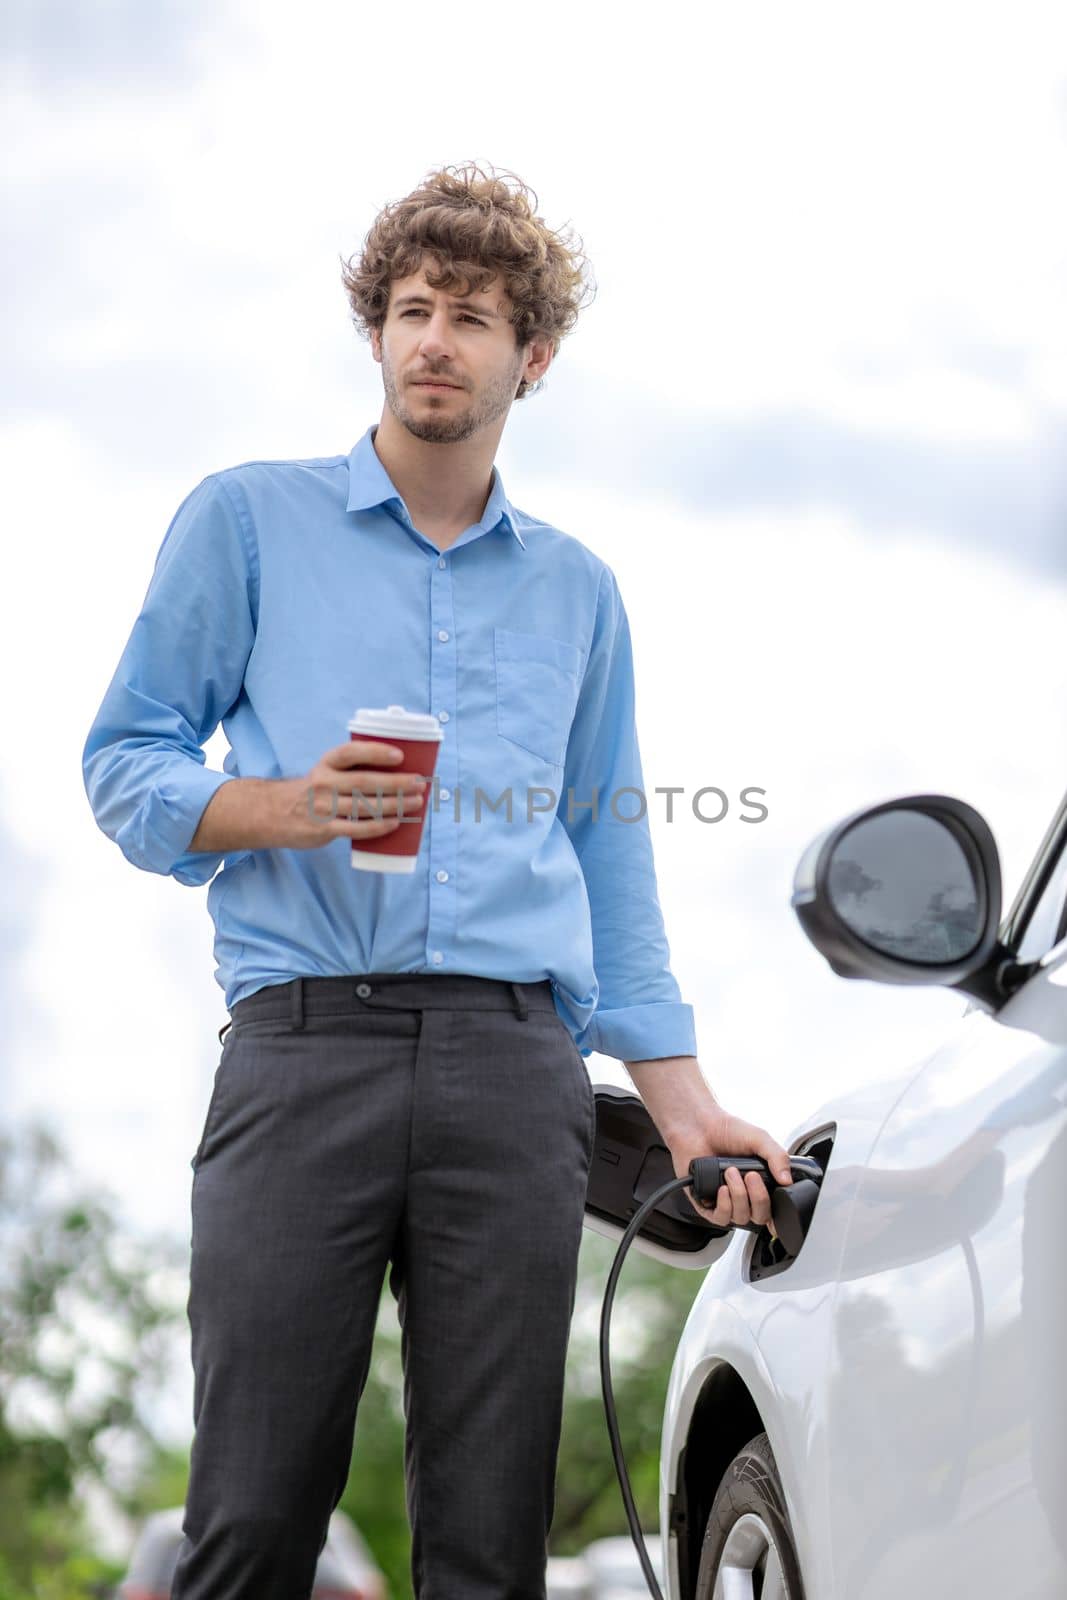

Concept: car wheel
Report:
left=694, top=1431, right=805, bottom=1600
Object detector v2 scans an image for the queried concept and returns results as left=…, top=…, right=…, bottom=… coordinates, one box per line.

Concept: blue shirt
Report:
left=82, top=424, right=697, bottom=1062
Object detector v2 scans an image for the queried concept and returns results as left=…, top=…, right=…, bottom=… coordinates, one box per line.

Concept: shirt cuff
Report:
left=584, top=1002, right=698, bottom=1064
left=142, top=769, right=236, bottom=886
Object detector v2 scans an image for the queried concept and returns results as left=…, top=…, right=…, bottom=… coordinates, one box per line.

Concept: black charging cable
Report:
left=598, top=1153, right=824, bottom=1599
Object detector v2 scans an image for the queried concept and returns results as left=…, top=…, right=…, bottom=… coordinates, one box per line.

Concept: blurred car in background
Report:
left=115, top=1505, right=388, bottom=1597
left=546, top=1552, right=594, bottom=1598
left=582, top=1534, right=664, bottom=1596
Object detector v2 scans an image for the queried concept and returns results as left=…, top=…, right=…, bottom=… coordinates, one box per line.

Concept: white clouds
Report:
left=557, top=4, right=1067, bottom=434
left=6, top=0, right=1064, bottom=1126
left=516, top=475, right=1067, bottom=1129
left=637, top=362, right=1042, bottom=445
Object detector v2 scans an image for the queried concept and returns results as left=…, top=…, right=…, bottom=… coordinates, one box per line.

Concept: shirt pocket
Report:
left=494, top=627, right=584, bottom=768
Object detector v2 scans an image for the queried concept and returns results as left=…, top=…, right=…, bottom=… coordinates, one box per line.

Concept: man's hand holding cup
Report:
left=281, top=739, right=429, bottom=850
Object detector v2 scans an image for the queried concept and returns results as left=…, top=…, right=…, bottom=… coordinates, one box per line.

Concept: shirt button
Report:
left=437, top=630, right=449, bottom=642
left=438, top=710, right=449, bottom=723
left=431, top=951, right=444, bottom=965
left=439, top=787, right=451, bottom=801
left=437, top=557, right=446, bottom=569
left=435, top=869, right=449, bottom=883
left=356, top=983, right=372, bottom=998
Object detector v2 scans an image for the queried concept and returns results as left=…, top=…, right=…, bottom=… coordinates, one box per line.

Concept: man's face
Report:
left=371, top=255, right=533, bottom=443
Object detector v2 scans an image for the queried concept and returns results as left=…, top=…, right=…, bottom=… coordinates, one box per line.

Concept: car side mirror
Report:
left=791, top=793, right=1025, bottom=1011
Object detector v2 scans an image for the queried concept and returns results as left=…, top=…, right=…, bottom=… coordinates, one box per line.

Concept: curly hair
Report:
left=340, top=161, right=596, bottom=401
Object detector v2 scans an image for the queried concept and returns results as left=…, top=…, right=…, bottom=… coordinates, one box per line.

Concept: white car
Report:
left=583, top=1534, right=666, bottom=1596
left=546, top=1537, right=665, bottom=1599
left=546, top=1553, right=594, bottom=1598
left=115, top=1505, right=388, bottom=1598
left=591, top=789, right=1066, bottom=1599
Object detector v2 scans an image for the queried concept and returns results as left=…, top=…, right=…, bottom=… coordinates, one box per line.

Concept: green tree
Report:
left=553, top=1229, right=705, bottom=1551
left=335, top=1295, right=417, bottom=1595
left=0, top=1120, right=190, bottom=1596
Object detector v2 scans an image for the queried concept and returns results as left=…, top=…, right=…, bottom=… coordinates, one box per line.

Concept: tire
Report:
left=694, top=1431, right=805, bottom=1600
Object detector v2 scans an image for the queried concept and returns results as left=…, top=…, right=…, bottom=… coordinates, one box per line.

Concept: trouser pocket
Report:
left=190, top=1033, right=239, bottom=1173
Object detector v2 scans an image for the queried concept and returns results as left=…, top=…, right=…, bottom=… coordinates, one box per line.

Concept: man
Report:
left=83, top=162, right=794, bottom=1599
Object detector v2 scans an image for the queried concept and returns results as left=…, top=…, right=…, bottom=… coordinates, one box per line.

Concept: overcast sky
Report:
left=4, top=0, right=1067, bottom=1550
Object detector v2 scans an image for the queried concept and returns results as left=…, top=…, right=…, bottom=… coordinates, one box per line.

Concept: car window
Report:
left=1015, top=843, right=1067, bottom=962
left=1002, top=788, right=1067, bottom=962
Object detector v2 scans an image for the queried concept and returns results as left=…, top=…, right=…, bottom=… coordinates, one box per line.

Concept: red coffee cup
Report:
left=346, top=705, right=443, bottom=873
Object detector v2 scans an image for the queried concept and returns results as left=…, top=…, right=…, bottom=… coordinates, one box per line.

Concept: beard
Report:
left=380, top=347, right=526, bottom=443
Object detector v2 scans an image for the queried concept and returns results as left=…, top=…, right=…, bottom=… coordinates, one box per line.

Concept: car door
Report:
left=824, top=815, right=1067, bottom=1599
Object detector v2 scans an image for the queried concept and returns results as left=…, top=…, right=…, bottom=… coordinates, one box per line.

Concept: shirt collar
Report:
left=345, top=424, right=526, bottom=550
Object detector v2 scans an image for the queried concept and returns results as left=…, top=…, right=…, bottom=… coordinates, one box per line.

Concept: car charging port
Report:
left=748, top=1128, right=835, bottom=1280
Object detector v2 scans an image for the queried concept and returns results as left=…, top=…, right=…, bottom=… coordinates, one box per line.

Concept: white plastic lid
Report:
left=348, top=704, right=443, bottom=740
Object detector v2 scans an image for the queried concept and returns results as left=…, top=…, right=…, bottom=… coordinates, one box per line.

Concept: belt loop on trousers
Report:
left=218, top=1019, right=232, bottom=1045
left=291, top=977, right=306, bottom=1031
left=510, top=981, right=529, bottom=1022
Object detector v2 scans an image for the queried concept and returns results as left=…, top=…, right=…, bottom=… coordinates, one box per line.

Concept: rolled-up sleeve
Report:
left=82, top=473, right=258, bottom=887
left=558, top=565, right=697, bottom=1063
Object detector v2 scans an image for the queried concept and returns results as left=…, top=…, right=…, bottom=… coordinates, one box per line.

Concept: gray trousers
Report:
left=172, top=973, right=596, bottom=1600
